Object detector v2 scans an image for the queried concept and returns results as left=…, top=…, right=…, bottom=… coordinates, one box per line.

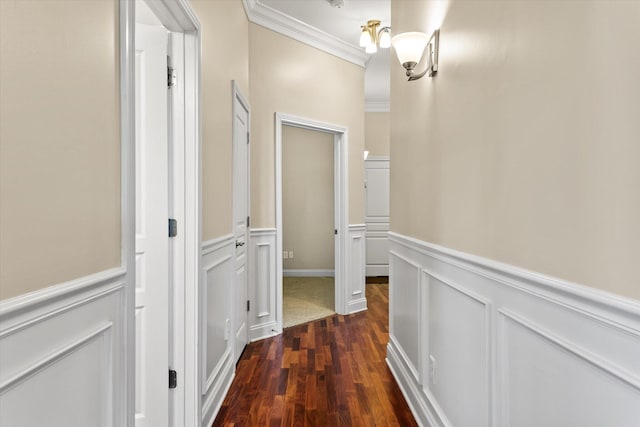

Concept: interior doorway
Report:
left=127, top=0, right=202, bottom=426
left=275, top=114, right=349, bottom=332
left=281, top=126, right=336, bottom=328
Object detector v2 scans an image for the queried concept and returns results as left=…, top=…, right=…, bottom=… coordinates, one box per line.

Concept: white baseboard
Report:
left=347, top=224, right=367, bottom=315
left=366, top=265, right=389, bottom=277
left=347, top=297, right=367, bottom=314
left=283, top=269, right=335, bottom=277
left=387, top=231, right=640, bottom=427
left=200, top=351, right=234, bottom=427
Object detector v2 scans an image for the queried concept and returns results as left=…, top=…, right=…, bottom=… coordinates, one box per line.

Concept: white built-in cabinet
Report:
left=365, top=157, right=390, bottom=276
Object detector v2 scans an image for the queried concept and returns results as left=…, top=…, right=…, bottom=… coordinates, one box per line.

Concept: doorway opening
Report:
left=281, top=125, right=336, bottom=328
left=125, top=0, right=201, bottom=426
left=275, top=114, right=349, bottom=332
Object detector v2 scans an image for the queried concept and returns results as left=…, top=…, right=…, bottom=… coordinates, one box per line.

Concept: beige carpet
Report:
left=283, top=276, right=335, bottom=328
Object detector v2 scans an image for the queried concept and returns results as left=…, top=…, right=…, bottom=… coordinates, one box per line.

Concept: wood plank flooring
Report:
left=212, top=281, right=417, bottom=427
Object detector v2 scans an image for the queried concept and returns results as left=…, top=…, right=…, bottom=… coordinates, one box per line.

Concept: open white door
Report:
left=135, top=22, right=169, bottom=427
left=232, top=84, right=250, bottom=362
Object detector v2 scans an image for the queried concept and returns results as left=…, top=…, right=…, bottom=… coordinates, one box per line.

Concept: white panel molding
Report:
left=201, top=254, right=233, bottom=393
left=242, top=0, right=368, bottom=68
left=0, top=271, right=125, bottom=426
left=199, top=236, right=235, bottom=427
left=499, top=308, right=640, bottom=392
left=0, top=322, right=113, bottom=393
left=347, top=224, right=367, bottom=313
left=389, top=251, right=422, bottom=384
left=386, top=231, right=640, bottom=427
left=249, top=228, right=278, bottom=341
left=283, top=269, right=335, bottom=277
left=365, top=101, right=390, bottom=112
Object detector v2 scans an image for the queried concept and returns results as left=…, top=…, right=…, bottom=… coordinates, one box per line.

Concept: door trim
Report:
left=120, top=1, right=201, bottom=425
left=275, top=113, right=349, bottom=324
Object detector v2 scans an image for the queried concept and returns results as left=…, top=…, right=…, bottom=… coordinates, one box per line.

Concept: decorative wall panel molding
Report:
left=0, top=269, right=127, bottom=426
left=347, top=224, right=367, bottom=313
left=200, top=235, right=235, bottom=427
left=248, top=228, right=278, bottom=341
left=387, top=232, right=640, bottom=427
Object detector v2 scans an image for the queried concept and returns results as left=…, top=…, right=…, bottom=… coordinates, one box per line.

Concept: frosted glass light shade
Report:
left=391, top=32, right=429, bottom=65
left=359, top=28, right=371, bottom=47
left=379, top=29, right=391, bottom=48
left=366, top=42, right=377, bottom=54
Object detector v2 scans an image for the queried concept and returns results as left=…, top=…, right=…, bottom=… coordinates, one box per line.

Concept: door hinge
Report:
left=334, top=229, right=338, bottom=235
left=247, top=300, right=250, bottom=312
left=246, top=216, right=250, bottom=227
left=168, top=218, right=177, bottom=238
left=169, top=369, right=177, bottom=389
left=246, top=132, right=250, bottom=144
left=168, top=66, right=176, bottom=88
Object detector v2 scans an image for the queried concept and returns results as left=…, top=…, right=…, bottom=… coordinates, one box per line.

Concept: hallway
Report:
left=212, top=281, right=417, bottom=426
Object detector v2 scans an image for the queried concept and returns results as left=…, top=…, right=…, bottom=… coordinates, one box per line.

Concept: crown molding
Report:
left=242, top=0, right=369, bottom=68
left=365, top=101, right=390, bottom=112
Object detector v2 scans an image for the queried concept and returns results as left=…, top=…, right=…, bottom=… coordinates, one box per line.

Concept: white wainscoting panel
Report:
left=0, top=269, right=127, bottom=427
left=347, top=224, right=367, bottom=314
left=200, top=234, right=235, bottom=427
left=386, top=232, right=640, bottom=427
left=365, top=157, right=389, bottom=276
left=248, top=228, right=278, bottom=341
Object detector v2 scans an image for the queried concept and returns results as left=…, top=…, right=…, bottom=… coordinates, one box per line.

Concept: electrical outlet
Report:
left=283, top=251, right=289, bottom=259
left=429, top=355, right=437, bottom=384
left=289, top=251, right=294, bottom=259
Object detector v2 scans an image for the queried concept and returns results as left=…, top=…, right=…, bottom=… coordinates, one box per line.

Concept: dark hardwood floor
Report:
left=212, top=280, right=417, bottom=427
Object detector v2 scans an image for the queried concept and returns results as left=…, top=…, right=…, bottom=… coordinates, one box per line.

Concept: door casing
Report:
left=275, top=113, right=349, bottom=327
left=120, top=0, right=201, bottom=425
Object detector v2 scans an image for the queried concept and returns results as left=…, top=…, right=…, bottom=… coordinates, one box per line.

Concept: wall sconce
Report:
left=359, top=20, right=391, bottom=54
left=391, top=29, right=439, bottom=81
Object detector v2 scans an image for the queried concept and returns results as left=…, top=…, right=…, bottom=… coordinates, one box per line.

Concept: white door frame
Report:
left=275, top=113, right=349, bottom=323
left=121, top=1, right=201, bottom=425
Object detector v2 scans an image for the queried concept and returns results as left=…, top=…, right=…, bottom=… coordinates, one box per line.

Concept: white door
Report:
left=365, top=158, right=390, bottom=276
left=135, top=23, right=169, bottom=427
left=233, top=89, right=250, bottom=362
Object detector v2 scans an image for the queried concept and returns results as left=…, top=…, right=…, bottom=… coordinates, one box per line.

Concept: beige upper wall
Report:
left=365, top=112, right=390, bottom=157
left=391, top=0, right=640, bottom=300
left=282, top=126, right=334, bottom=270
left=191, top=0, right=250, bottom=241
left=249, top=23, right=365, bottom=227
left=0, top=0, right=120, bottom=300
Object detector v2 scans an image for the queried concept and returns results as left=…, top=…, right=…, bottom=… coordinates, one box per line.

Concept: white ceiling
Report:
left=258, top=0, right=391, bottom=110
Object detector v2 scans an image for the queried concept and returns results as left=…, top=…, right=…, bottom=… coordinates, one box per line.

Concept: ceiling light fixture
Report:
left=359, top=20, right=391, bottom=53
left=391, top=30, right=439, bottom=81
left=326, top=0, right=345, bottom=8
